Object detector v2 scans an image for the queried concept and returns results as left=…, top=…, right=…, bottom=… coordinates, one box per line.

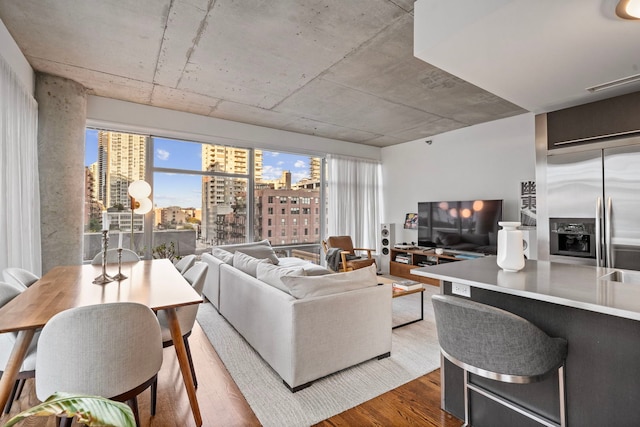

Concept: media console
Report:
left=389, top=247, right=483, bottom=286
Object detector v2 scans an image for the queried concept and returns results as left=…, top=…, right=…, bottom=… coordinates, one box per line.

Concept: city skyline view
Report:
left=85, top=129, right=317, bottom=209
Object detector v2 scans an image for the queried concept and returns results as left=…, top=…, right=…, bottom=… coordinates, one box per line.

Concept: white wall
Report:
left=87, top=96, right=381, bottom=161
left=0, top=17, right=34, bottom=94
left=381, top=113, right=536, bottom=244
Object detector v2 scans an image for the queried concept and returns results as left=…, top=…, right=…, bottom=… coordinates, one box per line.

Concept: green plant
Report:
left=3, top=392, right=135, bottom=427
left=152, top=241, right=180, bottom=261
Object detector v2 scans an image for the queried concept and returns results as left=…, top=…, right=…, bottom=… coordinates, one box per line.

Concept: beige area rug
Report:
left=196, top=284, right=442, bottom=427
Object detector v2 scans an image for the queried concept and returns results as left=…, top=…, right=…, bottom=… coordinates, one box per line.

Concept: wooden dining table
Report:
left=0, top=258, right=204, bottom=426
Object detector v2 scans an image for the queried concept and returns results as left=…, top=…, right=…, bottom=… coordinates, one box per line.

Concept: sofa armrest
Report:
left=289, top=283, right=392, bottom=386
left=201, top=253, right=224, bottom=311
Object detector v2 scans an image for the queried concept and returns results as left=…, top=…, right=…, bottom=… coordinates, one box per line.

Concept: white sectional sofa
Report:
left=201, top=240, right=392, bottom=391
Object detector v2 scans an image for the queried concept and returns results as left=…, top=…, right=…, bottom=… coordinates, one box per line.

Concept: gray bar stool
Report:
left=431, top=294, right=568, bottom=427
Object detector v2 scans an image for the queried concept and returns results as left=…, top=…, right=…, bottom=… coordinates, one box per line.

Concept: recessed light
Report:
left=616, top=0, right=640, bottom=20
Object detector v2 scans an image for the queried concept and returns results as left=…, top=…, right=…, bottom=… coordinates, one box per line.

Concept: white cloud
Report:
left=292, top=171, right=308, bottom=183
left=294, top=160, right=306, bottom=169
left=262, top=165, right=283, bottom=180
left=156, top=148, right=170, bottom=161
left=277, top=161, right=285, bottom=166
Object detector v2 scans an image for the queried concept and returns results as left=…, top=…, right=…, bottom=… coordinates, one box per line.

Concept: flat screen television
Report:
left=418, top=199, right=503, bottom=255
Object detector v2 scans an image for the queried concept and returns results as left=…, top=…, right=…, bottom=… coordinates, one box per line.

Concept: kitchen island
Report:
left=412, top=257, right=640, bottom=426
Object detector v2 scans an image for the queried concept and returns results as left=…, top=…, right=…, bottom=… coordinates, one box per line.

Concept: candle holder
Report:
left=112, top=248, right=128, bottom=281
left=93, top=230, right=114, bottom=284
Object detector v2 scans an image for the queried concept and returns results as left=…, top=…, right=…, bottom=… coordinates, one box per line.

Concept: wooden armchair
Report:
left=322, top=235, right=376, bottom=272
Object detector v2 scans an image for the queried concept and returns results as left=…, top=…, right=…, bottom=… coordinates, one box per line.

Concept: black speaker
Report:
left=380, top=223, right=395, bottom=274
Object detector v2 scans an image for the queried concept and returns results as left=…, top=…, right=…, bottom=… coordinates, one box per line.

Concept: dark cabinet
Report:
left=547, top=91, right=640, bottom=150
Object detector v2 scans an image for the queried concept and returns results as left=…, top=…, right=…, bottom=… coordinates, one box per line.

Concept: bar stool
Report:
left=431, top=294, right=568, bottom=427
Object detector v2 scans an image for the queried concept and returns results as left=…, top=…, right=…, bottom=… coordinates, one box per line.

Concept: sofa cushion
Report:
left=256, top=263, right=305, bottom=293
left=211, top=247, right=234, bottom=264
left=233, top=251, right=271, bottom=277
left=278, top=257, right=332, bottom=276
left=280, top=264, right=378, bottom=299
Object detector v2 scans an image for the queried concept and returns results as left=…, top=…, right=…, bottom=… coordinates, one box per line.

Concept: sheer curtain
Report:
left=327, top=155, right=382, bottom=252
left=0, top=55, right=41, bottom=274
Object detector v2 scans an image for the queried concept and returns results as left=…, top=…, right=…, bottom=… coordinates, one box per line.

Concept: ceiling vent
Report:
left=586, top=73, right=640, bottom=93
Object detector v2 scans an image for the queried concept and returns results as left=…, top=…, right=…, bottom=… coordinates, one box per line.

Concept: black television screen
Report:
left=418, top=199, right=503, bottom=255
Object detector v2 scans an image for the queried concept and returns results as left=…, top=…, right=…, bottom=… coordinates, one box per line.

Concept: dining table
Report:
left=0, top=258, right=204, bottom=426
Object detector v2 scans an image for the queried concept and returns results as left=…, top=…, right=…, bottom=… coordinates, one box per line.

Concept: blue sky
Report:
left=85, top=130, right=313, bottom=208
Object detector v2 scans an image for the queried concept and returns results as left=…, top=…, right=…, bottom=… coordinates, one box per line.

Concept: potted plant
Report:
left=3, top=392, right=135, bottom=427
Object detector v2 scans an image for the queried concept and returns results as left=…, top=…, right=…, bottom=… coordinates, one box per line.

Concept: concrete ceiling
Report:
left=0, top=0, right=525, bottom=148
left=414, top=0, right=640, bottom=114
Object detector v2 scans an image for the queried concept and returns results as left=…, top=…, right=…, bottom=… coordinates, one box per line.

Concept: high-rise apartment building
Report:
left=95, top=131, right=147, bottom=208
left=201, top=145, right=262, bottom=243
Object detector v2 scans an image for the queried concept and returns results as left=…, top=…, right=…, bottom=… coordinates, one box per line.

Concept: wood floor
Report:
left=1, top=323, right=462, bottom=427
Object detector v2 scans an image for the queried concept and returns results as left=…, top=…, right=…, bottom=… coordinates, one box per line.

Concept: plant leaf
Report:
left=3, top=392, right=135, bottom=427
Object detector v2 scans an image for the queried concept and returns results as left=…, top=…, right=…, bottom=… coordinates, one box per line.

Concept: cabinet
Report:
left=389, top=248, right=461, bottom=287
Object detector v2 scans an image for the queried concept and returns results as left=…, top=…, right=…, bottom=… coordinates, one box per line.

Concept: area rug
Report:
left=196, top=285, right=442, bottom=427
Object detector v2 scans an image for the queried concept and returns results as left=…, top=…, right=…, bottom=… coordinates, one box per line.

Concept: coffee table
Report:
left=379, top=276, right=426, bottom=329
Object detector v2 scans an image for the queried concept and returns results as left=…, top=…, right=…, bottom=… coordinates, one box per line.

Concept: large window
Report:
left=84, top=130, right=324, bottom=262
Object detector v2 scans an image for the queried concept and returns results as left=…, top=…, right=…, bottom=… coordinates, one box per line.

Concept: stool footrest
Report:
left=467, top=381, right=561, bottom=427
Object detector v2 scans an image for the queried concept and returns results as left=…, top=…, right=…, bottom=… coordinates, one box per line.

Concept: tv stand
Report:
left=390, top=248, right=476, bottom=286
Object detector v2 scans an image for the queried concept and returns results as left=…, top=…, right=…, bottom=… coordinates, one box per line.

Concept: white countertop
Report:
left=411, top=257, right=640, bottom=321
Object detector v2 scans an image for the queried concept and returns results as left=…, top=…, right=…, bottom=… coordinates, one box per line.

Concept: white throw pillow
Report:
left=235, top=246, right=279, bottom=265
left=280, top=264, right=378, bottom=299
left=233, top=251, right=271, bottom=278
left=211, top=247, right=234, bottom=264
left=256, top=263, right=305, bottom=293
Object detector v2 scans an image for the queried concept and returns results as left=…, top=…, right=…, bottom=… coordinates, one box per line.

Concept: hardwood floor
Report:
left=1, top=323, right=462, bottom=427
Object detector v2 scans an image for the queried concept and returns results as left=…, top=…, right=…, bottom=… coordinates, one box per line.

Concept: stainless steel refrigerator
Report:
left=547, top=136, right=640, bottom=270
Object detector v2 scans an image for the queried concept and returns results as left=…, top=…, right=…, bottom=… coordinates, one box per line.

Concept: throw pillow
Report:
left=235, top=246, right=279, bottom=265
left=280, top=264, right=378, bottom=299
left=233, top=251, right=271, bottom=277
left=211, top=247, right=234, bottom=264
left=256, top=263, right=305, bottom=293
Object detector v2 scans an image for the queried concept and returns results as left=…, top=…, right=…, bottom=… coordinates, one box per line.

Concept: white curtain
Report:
left=0, top=54, right=41, bottom=275
left=327, top=155, right=382, bottom=252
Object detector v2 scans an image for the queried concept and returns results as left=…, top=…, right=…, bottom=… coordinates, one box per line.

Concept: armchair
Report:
left=322, top=235, right=376, bottom=272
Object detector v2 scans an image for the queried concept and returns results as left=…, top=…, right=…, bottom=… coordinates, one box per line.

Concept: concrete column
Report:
left=35, top=73, right=87, bottom=273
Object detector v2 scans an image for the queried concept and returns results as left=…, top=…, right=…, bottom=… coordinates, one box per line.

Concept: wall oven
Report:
left=549, top=218, right=596, bottom=259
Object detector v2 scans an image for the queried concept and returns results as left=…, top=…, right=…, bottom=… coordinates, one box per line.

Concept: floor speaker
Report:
left=521, top=229, right=537, bottom=260
left=380, top=223, right=395, bottom=274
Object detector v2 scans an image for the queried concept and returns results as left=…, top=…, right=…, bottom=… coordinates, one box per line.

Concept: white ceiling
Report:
left=414, top=0, right=640, bottom=113
left=1, top=0, right=637, bottom=148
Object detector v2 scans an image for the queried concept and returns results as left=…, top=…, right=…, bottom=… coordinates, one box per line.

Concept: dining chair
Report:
left=91, top=248, right=140, bottom=265
left=151, top=262, right=208, bottom=415
left=174, top=254, right=197, bottom=275
left=35, top=302, right=163, bottom=427
left=2, top=267, right=40, bottom=291
left=0, top=282, right=38, bottom=414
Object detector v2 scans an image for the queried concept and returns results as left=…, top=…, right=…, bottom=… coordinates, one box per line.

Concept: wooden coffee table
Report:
left=379, top=276, right=426, bottom=329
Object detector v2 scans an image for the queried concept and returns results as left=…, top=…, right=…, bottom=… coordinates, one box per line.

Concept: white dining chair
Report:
left=35, top=302, right=163, bottom=427
left=151, top=262, right=207, bottom=415
left=0, top=282, right=38, bottom=414
left=2, top=267, right=39, bottom=291
left=91, top=248, right=140, bottom=265
left=174, top=254, right=196, bottom=275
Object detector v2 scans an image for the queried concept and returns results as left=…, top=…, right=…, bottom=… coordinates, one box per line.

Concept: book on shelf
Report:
left=392, top=280, right=423, bottom=291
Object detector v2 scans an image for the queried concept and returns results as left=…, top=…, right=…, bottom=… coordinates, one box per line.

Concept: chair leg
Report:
left=3, top=380, right=20, bottom=414
left=14, top=378, right=26, bottom=400
left=150, top=377, right=157, bottom=416
left=184, top=335, right=198, bottom=389
left=559, top=364, right=567, bottom=427
left=127, top=397, right=140, bottom=427
left=463, top=369, right=471, bottom=427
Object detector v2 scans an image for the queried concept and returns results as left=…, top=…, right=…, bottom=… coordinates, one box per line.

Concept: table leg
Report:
left=165, top=308, right=202, bottom=427
left=0, top=329, right=35, bottom=411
